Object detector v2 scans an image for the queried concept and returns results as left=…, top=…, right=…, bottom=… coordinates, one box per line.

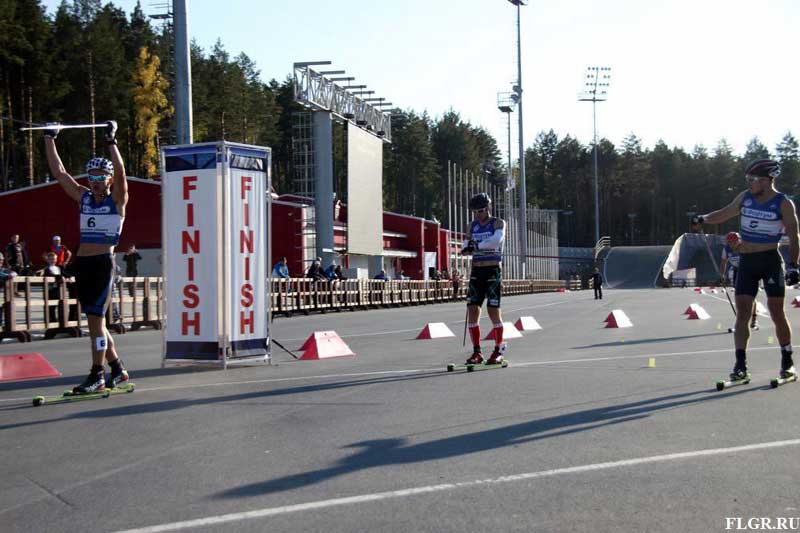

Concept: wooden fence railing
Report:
left=1, top=276, right=579, bottom=342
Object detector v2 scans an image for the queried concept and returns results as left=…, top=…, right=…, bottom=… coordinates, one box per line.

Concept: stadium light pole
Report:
left=507, top=0, right=528, bottom=278
left=173, top=0, right=193, bottom=144
left=579, top=66, right=611, bottom=246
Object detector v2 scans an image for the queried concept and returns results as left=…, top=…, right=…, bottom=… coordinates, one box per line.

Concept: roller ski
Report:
left=32, top=382, right=135, bottom=406
left=770, top=353, right=797, bottom=389
left=33, top=365, right=134, bottom=406
left=715, top=357, right=750, bottom=391
left=447, top=344, right=508, bottom=372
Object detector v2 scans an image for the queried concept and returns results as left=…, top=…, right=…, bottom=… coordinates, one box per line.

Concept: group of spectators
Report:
left=270, top=257, right=466, bottom=287
left=0, top=234, right=144, bottom=325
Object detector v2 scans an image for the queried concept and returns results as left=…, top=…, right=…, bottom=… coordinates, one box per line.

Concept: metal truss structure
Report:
left=293, top=64, right=392, bottom=143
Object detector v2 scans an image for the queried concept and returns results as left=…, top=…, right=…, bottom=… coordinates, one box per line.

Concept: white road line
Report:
left=0, top=343, right=793, bottom=403
left=114, top=438, right=800, bottom=533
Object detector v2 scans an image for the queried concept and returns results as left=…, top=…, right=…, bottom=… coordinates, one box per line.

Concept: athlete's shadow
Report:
left=0, top=365, right=217, bottom=393
left=0, top=371, right=447, bottom=425
left=573, top=331, right=728, bottom=349
left=214, top=385, right=756, bottom=499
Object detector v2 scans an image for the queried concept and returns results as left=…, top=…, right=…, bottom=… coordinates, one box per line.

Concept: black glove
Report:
left=104, top=120, right=118, bottom=143
left=460, top=239, right=478, bottom=255
left=691, top=214, right=704, bottom=225
left=43, top=123, right=60, bottom=139
left=786, top=263, right=799, bottom=286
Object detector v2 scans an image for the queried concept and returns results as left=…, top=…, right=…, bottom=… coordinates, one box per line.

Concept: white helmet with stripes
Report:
left=86, top=157, right=114, bottom=175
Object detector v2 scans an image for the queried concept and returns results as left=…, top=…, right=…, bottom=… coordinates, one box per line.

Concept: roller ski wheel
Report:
left=715, top=373, right=751, bottom=391
left=771, top=371, right=798, bottom=389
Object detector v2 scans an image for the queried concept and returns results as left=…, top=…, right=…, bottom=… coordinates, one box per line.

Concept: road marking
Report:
left=0, top=343, right=793, bottom=403
left=114, top=438, right=800, bottom=533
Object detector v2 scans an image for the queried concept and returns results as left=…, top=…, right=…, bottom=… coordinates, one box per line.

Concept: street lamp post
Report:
left=579, top=66, right=611, bottom=246
left=507, top=0, right=528, bottom=278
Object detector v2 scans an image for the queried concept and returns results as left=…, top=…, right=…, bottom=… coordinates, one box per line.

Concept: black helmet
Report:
left=745, top=159, right=780, bottom=179
left=469, top=192, right=491, bottom=210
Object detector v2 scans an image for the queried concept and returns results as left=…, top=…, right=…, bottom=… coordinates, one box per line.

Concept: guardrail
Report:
left=2, top=276, right=580, bottom=342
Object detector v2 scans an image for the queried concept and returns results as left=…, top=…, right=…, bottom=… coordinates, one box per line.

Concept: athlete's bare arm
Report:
left=108, top=142, right=128, bottom=216
left=781, top=197, right=800, bottom=264
left=44, top=137, right=87, bottom=203
left=702, top=191, right=746, bottom=225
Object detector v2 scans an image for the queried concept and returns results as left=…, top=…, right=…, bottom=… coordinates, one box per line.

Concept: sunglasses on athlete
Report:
left=87, top=173, right=110, bottom=182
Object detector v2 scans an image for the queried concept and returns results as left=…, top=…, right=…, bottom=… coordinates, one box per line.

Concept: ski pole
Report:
left=700, top=231, right=736, bottom=317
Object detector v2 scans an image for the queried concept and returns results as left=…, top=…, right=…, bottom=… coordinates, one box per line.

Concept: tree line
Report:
left=2, top=0, right=796, bottom=248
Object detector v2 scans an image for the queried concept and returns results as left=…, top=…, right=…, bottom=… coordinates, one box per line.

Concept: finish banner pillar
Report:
left=160, top=141, right=271, bottom=367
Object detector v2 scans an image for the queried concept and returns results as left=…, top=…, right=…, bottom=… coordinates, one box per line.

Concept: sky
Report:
left=42, top=0, right=800, bottom=158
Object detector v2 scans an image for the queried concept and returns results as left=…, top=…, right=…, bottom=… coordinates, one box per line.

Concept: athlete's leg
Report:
left=87, top=314, right=108, bottom=367
left=104, top=326, right=119, bottom=364
left=767, top=296, right=790, bottom=345
left=733, top=295, right=754, bottom=347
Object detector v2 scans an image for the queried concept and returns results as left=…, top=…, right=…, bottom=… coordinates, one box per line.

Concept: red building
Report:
left=0, top=180, right=455, bottom=279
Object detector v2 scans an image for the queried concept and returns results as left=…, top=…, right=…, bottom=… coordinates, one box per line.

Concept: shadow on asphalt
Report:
left=0, top=370, right=447, bottom=421
left=0, top=366, right=218, bottom=393
left=573, top=331, right=729, bottom=349
left=208, top=385, right=759, bottom=499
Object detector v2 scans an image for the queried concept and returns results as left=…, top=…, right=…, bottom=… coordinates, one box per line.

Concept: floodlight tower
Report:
left=579, top=66, right=611, bottom=245
left=507, top=0, right=528, bottom=278
left=498, top=91, right=518, bottom=277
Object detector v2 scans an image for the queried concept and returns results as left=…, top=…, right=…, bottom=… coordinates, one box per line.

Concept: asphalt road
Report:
left=1, top=286, right=798, bottom=532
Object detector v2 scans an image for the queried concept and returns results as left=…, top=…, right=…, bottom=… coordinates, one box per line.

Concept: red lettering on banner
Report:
left=237, top=175, right=256, bottom=338
left=182, top=311, right=200, bottom=335
left=183, top=176, right=197, bottom=200
left=240, top=230, right=253, bottom=254
left=182, top=230, right=200, bottom=254
left=183, top=284, right=200, bottom=308
left=180, top=175, right=202, bottom=339
left=240, top=310, right=254, bottom=335
left=241, top=283, right=253, bottom=307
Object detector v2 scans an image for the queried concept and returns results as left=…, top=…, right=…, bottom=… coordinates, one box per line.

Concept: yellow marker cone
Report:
left=648, top=357, right=656, bottom=368
left=768, top=336, right=774, bottom=345
left=620, top=337, right=625, bottom=343
left=716, top=322, right=722, bottom=331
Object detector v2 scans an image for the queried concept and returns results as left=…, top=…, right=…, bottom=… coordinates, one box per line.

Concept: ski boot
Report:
left=107, top=358, right=129, bottom=388
left=729, top=357, right=750, bottom=382
left=72, top=366, right=106, bottom=394
left=466, top=349, right=483, bottom=366
left=780, top=352, right=796, bottom=380
left=486, top=343, right=507, bottom=365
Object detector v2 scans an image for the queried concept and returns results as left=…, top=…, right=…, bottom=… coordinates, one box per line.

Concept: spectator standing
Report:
left=0, top=252, right=17, bottom=327
left=122, top=244, right=142, bottom=297
left=43, top=235, right=72, bottom=269
left=122, top=244, right=142, bottom=276
left=5, top=234, right=23, bottom=274
left=36, top=252, right=63, bottom=322
left=592, top=267, right=603, bottom=300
